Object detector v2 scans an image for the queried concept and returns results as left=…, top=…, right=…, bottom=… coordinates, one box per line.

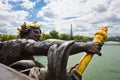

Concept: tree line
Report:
left=40, top=30, right=92, bottom=41
left=0, top=30, right=92, bottom=41
left=0, top=30, right=120, bottom=42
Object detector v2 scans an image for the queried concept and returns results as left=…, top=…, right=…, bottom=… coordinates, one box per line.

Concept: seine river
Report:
left=35, top=41, right=120, bottom=80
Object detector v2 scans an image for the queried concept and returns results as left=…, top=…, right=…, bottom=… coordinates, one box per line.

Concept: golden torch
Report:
left=74, top=26, right=108, bottom=76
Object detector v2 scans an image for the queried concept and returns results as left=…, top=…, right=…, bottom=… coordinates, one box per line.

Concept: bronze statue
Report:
left=0, top=22, right=102, bottom=80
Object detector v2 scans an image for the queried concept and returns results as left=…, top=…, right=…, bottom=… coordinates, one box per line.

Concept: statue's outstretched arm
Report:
left=24, top=39, right=65, bottom=56
left=70, top=41, right=102, bottom=55
left=24, top=39, right=101, bottom=56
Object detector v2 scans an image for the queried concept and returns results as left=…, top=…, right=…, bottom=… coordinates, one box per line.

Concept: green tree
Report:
left=49, top=30, right=59, bottom=39
left=73, top=35, right=83, bottom=40
left=40, top=33, right=52, bottom=41
left=82, top=36, right=91, bottom=41
left=59, top=33, right=70, bottom=40
left=0, top=34, right=17, bottom=41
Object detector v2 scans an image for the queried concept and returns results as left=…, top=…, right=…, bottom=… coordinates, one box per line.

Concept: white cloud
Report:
left=8, top=0, right=36, bottom=9
left=0, top=0, right=120, bottom=36
left=37, top=0, right=120, bottom=36
left=20, top=0, right=36, bottom=9
left=0, top=0, right=13, bottom=10
left=0, top=0, right=29, bottom=34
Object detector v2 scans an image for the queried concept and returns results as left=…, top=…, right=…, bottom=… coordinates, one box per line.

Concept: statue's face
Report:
left=27, top=28, right=41, bottom=41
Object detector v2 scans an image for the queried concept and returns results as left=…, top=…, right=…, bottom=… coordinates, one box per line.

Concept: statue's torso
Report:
left=0, top=39, right=35, bottom=65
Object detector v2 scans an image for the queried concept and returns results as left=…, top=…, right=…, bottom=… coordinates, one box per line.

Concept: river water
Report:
left=35, top=41, right=120, bottom=80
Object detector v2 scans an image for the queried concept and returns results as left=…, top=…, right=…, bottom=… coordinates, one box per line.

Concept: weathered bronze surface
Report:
left=0, top=63, right=34, bottom=80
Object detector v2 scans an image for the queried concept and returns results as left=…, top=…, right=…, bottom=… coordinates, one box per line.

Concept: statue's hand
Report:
left=29, top=67, right=47, bottom=80
left=84, top=42, right=103, bottom=56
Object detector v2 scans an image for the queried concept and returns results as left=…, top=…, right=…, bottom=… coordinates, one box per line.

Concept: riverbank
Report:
left=104, top=41, right=120, bottom=45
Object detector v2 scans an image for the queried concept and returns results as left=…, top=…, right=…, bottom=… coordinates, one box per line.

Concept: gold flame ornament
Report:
left=17, top=21, right=41, bottom=33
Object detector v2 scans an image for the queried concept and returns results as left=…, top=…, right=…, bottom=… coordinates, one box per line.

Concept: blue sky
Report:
left=0, top=0, right=120, bottom=37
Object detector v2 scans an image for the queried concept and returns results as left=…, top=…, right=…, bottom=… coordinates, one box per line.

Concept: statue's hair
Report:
left=17, top=22, right=41, bottom=38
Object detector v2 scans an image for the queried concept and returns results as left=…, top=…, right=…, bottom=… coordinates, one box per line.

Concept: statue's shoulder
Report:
left=3, top=39, right=36, bottom=45
left=44, top=39, right=65, bottom=42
